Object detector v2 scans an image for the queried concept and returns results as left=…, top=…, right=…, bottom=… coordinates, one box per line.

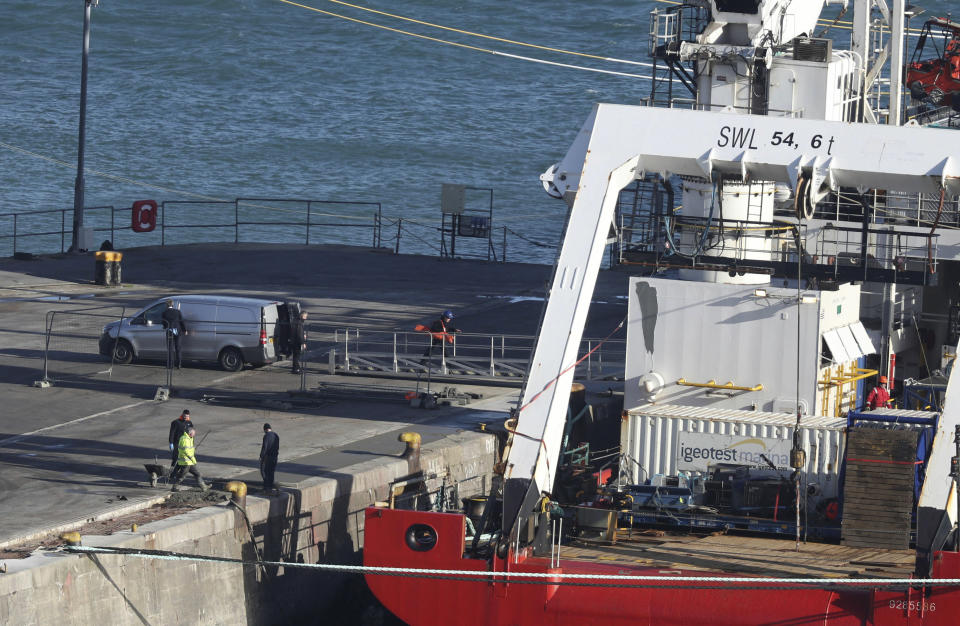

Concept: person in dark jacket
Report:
left=260, top=423, right=280, bottom=492
left=422, top=309, right=460, bottom=360
left=290, top=311, right=308, bottom=374
left=161, top=300, right=188, bottom=369
left=168, top=409, right=194, bottom=466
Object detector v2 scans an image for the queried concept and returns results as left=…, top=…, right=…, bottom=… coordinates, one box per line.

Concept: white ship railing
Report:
left=327, top=328, right=625, bottom=382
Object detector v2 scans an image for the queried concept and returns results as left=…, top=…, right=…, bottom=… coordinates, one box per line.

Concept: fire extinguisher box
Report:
left=94, top=250, right=123, bottom=286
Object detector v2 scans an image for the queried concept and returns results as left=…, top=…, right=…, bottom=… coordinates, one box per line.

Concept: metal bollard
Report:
left=225, top=480, right=247, bottom=509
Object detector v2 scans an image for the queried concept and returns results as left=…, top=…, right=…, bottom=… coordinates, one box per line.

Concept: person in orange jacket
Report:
left=866, top=375, right=892, bottom=410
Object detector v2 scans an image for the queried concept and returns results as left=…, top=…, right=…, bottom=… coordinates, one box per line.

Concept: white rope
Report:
left=277, top=0, right=686, bottom=84
left=65, top=545, right=960, bottom=586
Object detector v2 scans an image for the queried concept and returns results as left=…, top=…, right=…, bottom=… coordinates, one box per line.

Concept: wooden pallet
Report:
left=841, top=428, right=919, bottom=550
left=561, top=532, right=915, bottom=578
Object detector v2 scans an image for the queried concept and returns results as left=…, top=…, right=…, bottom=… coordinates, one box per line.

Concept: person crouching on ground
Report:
left=171, top=426, right=208, bottom=492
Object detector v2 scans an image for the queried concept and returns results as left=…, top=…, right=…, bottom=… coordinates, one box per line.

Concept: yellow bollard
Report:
left=60, top=531, right=81, bottom=546
left=225, top=481, right=248, bottom=508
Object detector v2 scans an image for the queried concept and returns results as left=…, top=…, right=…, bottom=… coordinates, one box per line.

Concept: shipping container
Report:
left=620, top=403, right=847, bottom=500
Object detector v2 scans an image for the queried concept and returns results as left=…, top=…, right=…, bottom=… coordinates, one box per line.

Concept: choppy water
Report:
left=1, top=1, right=953, bottom=261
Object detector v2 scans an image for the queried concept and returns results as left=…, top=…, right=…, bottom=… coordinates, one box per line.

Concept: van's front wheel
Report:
left=219, top=347, right=244, bottom=372
left=112, top=339, right=134, bottom=365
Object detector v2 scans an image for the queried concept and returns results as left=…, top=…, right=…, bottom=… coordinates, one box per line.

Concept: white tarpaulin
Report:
left=850, top=321, right=876, bottom=356
left=823, top=322, right=875, bottom=364
left=837, top=325, right=861, bottom=361
left=823, top=328, right=851, bottom=363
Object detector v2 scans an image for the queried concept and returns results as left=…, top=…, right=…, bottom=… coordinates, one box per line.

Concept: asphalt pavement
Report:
left=0, top=243, right=630, bottom=546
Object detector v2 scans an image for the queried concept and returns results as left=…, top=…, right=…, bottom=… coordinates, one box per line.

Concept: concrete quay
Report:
left=0, top=243, right=630, bottom=624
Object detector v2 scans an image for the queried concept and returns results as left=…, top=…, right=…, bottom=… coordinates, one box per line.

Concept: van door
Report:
left=275, top=303, right=293, bottom=358
left=261, top=303, right=279, bottom=361
left=179, top=301, right=218, bottom=360
left=128, top=300, right=169, bottom=358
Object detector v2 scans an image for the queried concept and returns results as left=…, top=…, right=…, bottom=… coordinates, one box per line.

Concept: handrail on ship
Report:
left=818, top=366, right=878, bottom=416
left=676, top=378, right=763, bottom=392
left=818, top=367, right=878, bottom=387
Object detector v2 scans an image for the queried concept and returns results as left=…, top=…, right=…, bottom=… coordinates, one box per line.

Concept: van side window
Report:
left=218, top=306, right=255, bottom=324
left=143, top=303, right=167, bottom=324
left=180, top=303, right=217, bottom=323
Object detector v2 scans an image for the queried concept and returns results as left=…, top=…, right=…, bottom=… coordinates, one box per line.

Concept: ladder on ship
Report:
left=615, top=177, right=673, bottom=266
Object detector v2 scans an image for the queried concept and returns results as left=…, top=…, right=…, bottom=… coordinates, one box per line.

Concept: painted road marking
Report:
left=0, top=400, right=153, bottom=447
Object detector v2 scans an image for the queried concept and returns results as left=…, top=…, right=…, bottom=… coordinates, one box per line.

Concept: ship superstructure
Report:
left=362, top=2, right=960, bottom=624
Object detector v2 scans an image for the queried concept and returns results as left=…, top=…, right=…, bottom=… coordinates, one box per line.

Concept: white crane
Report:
left=504, top=103, right=960, bottom=558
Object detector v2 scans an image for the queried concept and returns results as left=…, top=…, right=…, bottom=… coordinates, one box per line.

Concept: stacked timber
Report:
left=841, top=428, right=919, bottom=550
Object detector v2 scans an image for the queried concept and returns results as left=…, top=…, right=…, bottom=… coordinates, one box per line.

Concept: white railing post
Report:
left=393, top=332, right=398, bottom=372
left=587, top=340, right=593, bottom=380
left=597, top=341, right=603, bottom=378
left=489, top=335, right=495, bottom=376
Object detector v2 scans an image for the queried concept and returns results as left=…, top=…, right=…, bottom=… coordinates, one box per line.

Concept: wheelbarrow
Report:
left=144, top=462, right=172, bottom=488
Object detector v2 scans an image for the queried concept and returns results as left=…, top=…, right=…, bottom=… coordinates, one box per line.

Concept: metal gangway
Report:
left=324, top=329, right=625, bottom=382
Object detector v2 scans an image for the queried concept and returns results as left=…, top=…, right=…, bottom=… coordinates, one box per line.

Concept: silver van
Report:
left=99, top=295, right=282, bottom=371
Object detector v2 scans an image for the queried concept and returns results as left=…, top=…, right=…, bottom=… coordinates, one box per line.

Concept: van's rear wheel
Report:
left=219, top=347, right=244, bottom=372
left=112, top=339, right=134, bottom=365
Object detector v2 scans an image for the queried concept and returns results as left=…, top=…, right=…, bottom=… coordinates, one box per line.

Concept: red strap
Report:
left=847, top=457, right=923, bottom=465
left=414, top=322, right=454, bottom=343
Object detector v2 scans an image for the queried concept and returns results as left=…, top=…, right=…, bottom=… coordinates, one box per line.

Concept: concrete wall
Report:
left=0, top=507, right=257, bottom=626
left=0, top=430, right=497, bottom=626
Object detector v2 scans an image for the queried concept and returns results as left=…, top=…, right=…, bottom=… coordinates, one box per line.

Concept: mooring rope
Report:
left=62, top=544, right=960, bottom=589
left=275, top=0, right=672, bottom=82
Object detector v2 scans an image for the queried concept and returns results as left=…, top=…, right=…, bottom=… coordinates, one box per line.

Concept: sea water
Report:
left=1, top=0, right=953, bottom=262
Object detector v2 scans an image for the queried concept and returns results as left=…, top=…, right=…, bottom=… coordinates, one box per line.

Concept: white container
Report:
left=621, top=404, right=847, bottom=500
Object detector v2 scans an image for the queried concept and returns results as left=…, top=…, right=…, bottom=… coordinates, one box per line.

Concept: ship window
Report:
left=714, top=0, right=761, bottom=14
left=405, top=524, right=438, bottom=552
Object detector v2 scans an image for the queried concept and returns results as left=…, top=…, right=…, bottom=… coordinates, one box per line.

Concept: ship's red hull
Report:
left=363, top=508, right=960, bottom=625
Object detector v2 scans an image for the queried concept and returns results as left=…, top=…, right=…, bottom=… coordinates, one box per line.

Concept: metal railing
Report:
left=159, top=198, right=383, bottom=248
left=38, top=306, right=128, bottom=386
left=639, top=96, right=807, bottom=118
left=328, top=328, right=626, bottom=382
left=0, top=206, right=116, bottom=256
left=0, top=199, right=560, bottom=264
left=0, top=197, right=384, bottom=257
left=804, top=188, right=960, bottom=231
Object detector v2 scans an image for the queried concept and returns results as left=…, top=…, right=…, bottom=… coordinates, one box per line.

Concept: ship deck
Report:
left=561, top=530, right=917, bottom=579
